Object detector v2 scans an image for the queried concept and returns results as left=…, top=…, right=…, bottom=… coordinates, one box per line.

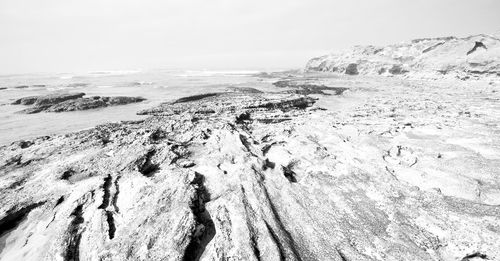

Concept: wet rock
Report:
left=273, top=80, right=349, bottom=96
left=46, top=98, right=107, bottom=112
left=225, top=87, right=263, bottom=93
left=46, top=96, right=145, bottom=112
left=33, top=92, right=86, bottom=106
left=173, top=93, right=220, bottom=104
left=12, top=93, right=145, bottom=113
left=137, top=92, right=315, bottom=116
left=108, top=96, right=145, bottom=105
left=12, top=96, right=39, bottom=105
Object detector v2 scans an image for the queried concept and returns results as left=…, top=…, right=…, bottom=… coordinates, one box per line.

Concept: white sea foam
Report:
left=87, top=70, right=142, bottom=76
left=59, top=75, right=74, bottom=79
left=176, top=70, right=261, bottom=77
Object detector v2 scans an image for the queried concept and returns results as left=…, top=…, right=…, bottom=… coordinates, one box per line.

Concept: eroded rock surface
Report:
left=273, top=80, right=349, bottom=96
left=306, top=34, right=500, bottom=79
left=1, top=80, right=500, bottom=261
left=12, top=93, right=85, bottom=106
left=11, top=93, right=146, bottom=114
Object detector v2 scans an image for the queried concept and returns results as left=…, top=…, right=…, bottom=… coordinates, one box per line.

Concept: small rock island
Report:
left=12, top=92, right=146, bottom=114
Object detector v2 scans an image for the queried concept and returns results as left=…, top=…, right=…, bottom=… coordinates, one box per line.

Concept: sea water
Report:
left=0, top=69, right=280, bottom=145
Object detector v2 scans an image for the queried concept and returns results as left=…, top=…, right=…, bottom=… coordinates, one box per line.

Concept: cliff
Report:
left=306, top=34, right=500, bottom=79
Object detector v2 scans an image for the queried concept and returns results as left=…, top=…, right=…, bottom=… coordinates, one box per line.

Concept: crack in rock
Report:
left=98, top=174, right=118, bottom=240
left=64, top=204, right=85, bottom=261
left=183, top=172, right=216, bottom=261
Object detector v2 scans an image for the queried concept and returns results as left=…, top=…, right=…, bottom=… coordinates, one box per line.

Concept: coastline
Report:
left=1, top=73, right=499, bottom=260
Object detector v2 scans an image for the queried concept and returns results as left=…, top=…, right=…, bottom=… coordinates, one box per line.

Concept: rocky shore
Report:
left=306, top=34, right=500, bottom=80
left=1, top=75, right=499, bottom=260
left=11, top=92, right=146, bottom=114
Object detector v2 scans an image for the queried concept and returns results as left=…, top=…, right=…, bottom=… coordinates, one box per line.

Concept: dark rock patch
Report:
left=12, top=96, right=39, bottom=105
left=345, top=63, right=359, bottom=75
left=273, top=81, right=348, bottom=96
left=61, top=169, right=76, bottom=180
left=467, top=41, right=487, bottom=55
left=236, top=112, right=252, bottom=124
left=461, top=252, right=488, bottom=261
left=11, top=140, right=34, bottom=149
left=255, top=118, right=291, bottom=124
left=12, top=93, right=145, bottom=114
left=137, top=149, right=160, bottom=177
left=34, top=93, right=86, bottom=107
left=226, top=87, right=263, bottom=93
left=263, top=158, right=276, bottom=170
left=247, top=97, right=315, bottom=111
left=55, top=196, right=65, bottom=208
left=389, top=65, right=408, bottom=75
left=282, top=165, right=298, bottom=183
left=173, top=93, right=220, bottom=104
left=46, top=96, right=145, bottom=113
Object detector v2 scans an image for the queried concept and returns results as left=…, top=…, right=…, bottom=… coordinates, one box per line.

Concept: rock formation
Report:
left=306, top=34, right=500, bottom=79
left=1, top=79, right=499, bottom=260
left=11, top=93, right=146, bottom=114
left=272, top=80, right=348, bottom=95
left=12, top=93, right=86, bottom=106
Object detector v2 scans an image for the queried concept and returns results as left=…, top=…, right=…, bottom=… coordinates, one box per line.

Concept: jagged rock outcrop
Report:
left=11, top=93, right=146, bottom=114
left=1, top=80, right=499, bottom=260
left=306, top=34, right=500, bottom=79
left=272, top=80, right=348, bottom=95
left=12, top=93, right=85, bottom=106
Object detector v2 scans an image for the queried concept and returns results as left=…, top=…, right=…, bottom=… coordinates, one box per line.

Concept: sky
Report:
left=0, top=0, right=499, bottom=74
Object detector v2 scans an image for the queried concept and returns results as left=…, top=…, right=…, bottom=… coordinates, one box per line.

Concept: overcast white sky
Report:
left=0, top=0, right=499, bottom=74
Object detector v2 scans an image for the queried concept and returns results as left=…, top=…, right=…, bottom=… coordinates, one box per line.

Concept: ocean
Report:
left=0, top=69, right=281, bottom=145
